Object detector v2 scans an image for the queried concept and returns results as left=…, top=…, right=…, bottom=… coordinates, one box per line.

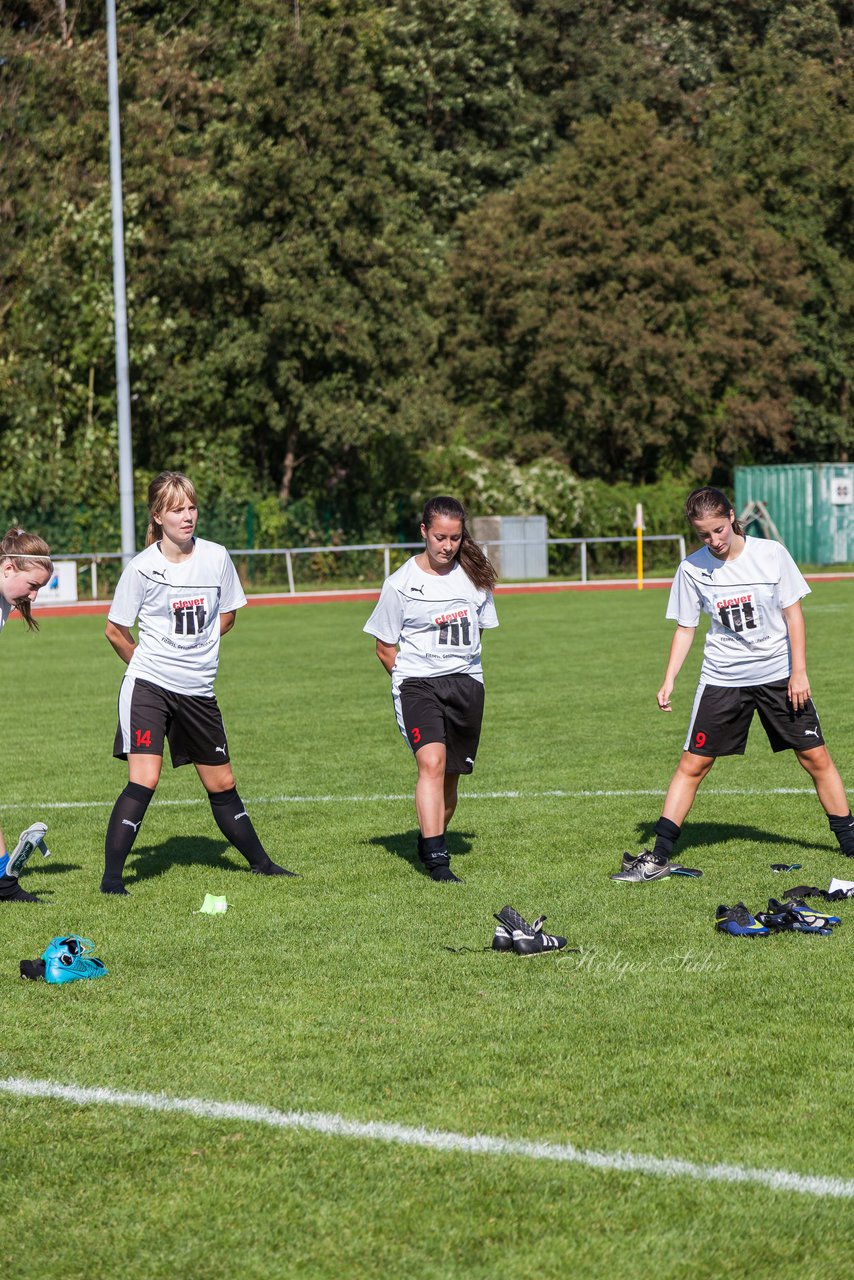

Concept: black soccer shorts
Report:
left=684, top=679, right=825, bottom=757
left=114, top=676, right=231, bottom=768
left=394, top=674, right=485, bottom=774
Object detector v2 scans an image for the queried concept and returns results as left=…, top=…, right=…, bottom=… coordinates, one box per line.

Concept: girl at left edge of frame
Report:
left=0, top=528, right=54, bottom=904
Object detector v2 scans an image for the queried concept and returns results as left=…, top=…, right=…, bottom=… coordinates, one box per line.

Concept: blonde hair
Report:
left=145, top=471, right=198, bottom=546
left=0, top=527, right=53, bottom=631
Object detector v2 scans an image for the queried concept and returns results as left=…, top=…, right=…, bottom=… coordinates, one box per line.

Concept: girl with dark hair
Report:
left=0, top=529, right=54, bottom=903
left=615, top=486, right=854, bottom=881
left=364, top=496, right=499, bottom=882
left=101, top=471, right=297, bottom=894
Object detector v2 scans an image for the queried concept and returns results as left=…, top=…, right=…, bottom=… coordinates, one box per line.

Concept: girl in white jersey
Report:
left=101, top=472, right=296, bottom=894
left=0, top=529, right=54, bottom=903
left=616, top=487, right=854, bottom=881
left=364, top=496, right=499, bottom=882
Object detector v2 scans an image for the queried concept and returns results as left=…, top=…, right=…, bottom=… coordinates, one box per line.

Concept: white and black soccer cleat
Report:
left=491, top=920, right=514, bottom=952
left=493, top=905, right=568, bottom=957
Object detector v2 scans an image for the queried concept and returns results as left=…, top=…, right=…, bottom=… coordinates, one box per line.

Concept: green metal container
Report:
left=734, top=464, right=854, bottom=565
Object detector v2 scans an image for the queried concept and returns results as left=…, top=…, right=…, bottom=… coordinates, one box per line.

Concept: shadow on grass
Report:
left=31, top=860, right=82, bottom=877
left=366, top=829, right=475, bottom=877
left=634, top=820, right=831, bottom=854
left=126, top=836, right=241, bottom=885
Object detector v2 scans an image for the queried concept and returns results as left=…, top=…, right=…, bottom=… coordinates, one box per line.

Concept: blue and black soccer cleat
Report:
left=756, top=904, right=831, bottom=936
left=714, top=903, right=769, bottom=937
left=768, top=898, right=841, bottom=929
left=44, top=952, right=108, bottom=984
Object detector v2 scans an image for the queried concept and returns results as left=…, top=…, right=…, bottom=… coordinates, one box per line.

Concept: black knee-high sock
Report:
left=652, top=816, right=681, bottom=860
left=208, top=787, right=274, bottom=870
left=102, top=782, right=154, bottom=892
left=828, top=812, right=854, bottom=857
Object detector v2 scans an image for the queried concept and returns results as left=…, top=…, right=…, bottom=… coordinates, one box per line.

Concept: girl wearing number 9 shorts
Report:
left=364, top=496, right=499, bottom=883
left=627, top=486, right=854, bottom=877
left=101, top=471, right=297, bottom=894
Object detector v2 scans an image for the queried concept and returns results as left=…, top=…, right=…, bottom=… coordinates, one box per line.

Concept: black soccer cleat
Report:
left=493, top=905, right=568, bottom=957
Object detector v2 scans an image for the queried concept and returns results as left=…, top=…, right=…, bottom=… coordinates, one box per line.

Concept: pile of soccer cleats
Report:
left=20, top=934, right=109, bottom=983
left=610, top=850, right=703, bottom=882
left=716, top=897, right=843, bottom=938
left=492, top=905, right=569, bottom=957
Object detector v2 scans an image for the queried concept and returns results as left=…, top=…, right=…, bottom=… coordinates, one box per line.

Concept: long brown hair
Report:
left=684, top=487, right=745, bottom=537
left=145, top=471, right=199, bottom=546
left=0, top=528, right=53, bottom=631
left=421, top=496, right=497, bottom=592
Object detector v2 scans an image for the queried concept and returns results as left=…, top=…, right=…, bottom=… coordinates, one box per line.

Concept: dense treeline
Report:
left=0, top=1, right=852, bottom=547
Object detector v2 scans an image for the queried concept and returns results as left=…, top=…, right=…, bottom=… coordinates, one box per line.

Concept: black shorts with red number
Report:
left=395, top=674, right=485, bottom=774
left=685, top=679, right=825, bottom=757
left=113, top=677, right=231, bottom=768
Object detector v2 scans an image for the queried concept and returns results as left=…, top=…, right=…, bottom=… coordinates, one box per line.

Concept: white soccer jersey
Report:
left=108, top=537, right=247, bottom=696
left=666, top=536, right=809, bottom=687
left=0, top=597, right=11, bottom=635
left=364, top=557, right=499, bottom=686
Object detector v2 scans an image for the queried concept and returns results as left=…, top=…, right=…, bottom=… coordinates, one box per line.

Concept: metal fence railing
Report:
left=51, top=534, right=688, bottom=600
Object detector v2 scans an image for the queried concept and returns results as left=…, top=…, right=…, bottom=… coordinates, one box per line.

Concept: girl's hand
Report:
left=657, top=683, right=673, bottom=712
left=788, top=671, right=811, bottom=712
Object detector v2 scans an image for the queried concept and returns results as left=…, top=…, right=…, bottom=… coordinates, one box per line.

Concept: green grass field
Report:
left=3, top=585, right=854, bottom=1279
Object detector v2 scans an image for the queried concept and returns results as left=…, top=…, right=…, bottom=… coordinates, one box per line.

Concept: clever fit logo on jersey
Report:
left=434, top=608, right=472, bottom=648
left=714, top=593, right=759, bottom=634
left=170, top=594, right=208, bottom=637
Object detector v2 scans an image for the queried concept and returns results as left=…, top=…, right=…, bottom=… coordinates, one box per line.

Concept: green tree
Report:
left=705, top=49, right=854, bottom=459
left=367, top=0, right=531, bottom=227
left=436, top=105, right=806, bottom=482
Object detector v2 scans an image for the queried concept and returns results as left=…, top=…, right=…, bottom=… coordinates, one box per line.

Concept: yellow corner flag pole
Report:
left=635, top=503, right=644, bottom=590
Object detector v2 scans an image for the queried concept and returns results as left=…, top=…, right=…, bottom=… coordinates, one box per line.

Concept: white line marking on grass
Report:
left=0, top=788, right=817, bottom=811
left=0, top=1075, right=851, bottom=1199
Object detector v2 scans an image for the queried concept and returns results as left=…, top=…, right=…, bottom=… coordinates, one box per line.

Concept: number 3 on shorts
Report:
left=411, top=727, right=421, bottom=744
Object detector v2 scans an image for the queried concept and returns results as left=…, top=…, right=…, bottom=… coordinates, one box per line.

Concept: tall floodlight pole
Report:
left=106, top=0, right=136, bottom=565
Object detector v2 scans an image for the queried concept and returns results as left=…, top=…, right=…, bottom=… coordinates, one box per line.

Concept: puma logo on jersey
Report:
left=214, top=745, right=228, bottom=755
left=122, top=818, right=141, bottom=832
left=804, top=726, right=820, bottom=738
left=701, top=569, right=714, bottom=580
left=410, top=585, right=425, bottom=595
left=152, top=569, right=167, bottom=580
